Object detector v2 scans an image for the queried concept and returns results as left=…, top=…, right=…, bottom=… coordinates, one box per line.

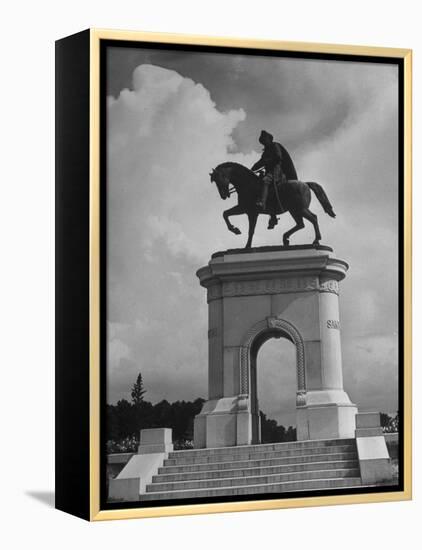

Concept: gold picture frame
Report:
left=56, top=28, right=412, bottom=521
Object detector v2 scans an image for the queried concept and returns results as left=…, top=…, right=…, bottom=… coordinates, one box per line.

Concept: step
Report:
left=147, top=467, right=360, bottom=492
left=168, top=438, right=355, bottom=460
left=153, top=459, right=359, bottom=483
left=159, top=451, right=358, bottom=475
left=163, top=444, right=356, bottom=466
left=140, top=477, right=362, bottom=501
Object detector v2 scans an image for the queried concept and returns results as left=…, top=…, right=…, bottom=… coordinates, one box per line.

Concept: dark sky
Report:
left=106, top=46, right=399, bottom=424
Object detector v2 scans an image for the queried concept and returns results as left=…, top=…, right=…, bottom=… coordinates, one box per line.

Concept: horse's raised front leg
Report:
left=245, top=212, right=258, bottom=248
left=283, top=211, right=304, bottom=246
left=223, top=205, right=244, bottom=235
left=302, top=208, right=322, bottom=246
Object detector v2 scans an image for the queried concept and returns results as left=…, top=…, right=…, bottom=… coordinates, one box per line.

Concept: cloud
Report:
left=108, top=337, right=130, bottom=373
left=106, top=60, right=399, bottom=421
left=107, top=65, right=252, bottom=404
left=107, top=48, right=398, bottom=154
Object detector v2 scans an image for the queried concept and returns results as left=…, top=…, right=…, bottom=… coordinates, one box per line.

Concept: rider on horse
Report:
left=251, top=130, right=298, bottom=229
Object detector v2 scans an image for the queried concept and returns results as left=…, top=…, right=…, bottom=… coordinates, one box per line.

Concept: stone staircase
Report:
left=140, top=438, right=362, bottom=501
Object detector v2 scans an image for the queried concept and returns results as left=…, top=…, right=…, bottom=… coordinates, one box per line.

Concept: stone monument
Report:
left=194, top=245, right=358, bottom=449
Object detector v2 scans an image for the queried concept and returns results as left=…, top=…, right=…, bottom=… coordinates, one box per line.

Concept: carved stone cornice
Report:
left=206, top=275, right=340, bottom=301
left=223, top=276, right=319, bottom=297
left=197, top=247, right=349, bottom=292
left=207, top=276, right=320, bottom=301
left=319, top=279, right=339, bottom=295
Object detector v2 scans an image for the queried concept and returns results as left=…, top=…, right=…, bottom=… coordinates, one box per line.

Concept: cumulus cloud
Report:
left=106, top=57, right=399, bottom=421
left=107, top=48, right=398, bottom=154
left=107, top=64, right=253, bottom=403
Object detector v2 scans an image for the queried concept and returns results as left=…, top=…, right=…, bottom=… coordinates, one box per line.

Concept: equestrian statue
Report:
left=210, top=130, right=335, bottom=249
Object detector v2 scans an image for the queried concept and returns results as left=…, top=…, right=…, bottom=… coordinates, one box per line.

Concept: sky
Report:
left=106, top=46, right=399, bottom=425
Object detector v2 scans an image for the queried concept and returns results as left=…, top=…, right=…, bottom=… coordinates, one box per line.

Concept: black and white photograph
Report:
left=4, top=0, right=422, bottom=543
left=103, top=40, right=405, bottom=508
left=4, top=0, right=422, bottom=547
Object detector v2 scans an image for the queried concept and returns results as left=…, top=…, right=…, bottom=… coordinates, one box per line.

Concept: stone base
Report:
left=355, top=412, right=393, bottom=484
left=195, top=391, right=357, bottom=447
left=297, top=404, right=358, bottom=440
left=297, top=390, right=357, bottom=440
left=194, top=396, right=251, bottom=448
left=109, top=428, right=174, bottom=501
left=138, top=427, right=173, bottom=454
left=109, top=452, right=167, bottom=501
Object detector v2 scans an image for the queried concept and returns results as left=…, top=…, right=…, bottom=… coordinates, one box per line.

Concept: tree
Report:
left=115, top=399, right=138, bottom=438
left=131, top=373, right=146, bottom=406
left=285, top=426, right=297, bottom=441
left=259, top=411, right=294, bottom=443
left=380, top=412, right=391, bottom=428
left=380, top=411, right=399, bottom=433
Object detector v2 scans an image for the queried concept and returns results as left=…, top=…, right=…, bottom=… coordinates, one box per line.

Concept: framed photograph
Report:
left=55, top=29, right=412, bottom=521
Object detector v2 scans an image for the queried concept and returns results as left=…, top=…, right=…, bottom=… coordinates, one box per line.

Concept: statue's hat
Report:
left=259, top=130, right=273, bottom=144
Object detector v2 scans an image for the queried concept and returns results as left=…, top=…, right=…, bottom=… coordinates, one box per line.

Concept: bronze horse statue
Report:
left=210, top=162, right=335, bottom=249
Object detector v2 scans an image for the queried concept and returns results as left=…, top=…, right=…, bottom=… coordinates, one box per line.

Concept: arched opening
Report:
left=250, top=331, right=297, bottom=444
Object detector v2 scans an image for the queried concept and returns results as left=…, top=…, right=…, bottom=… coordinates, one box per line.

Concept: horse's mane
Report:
left=216, top=162, right=255, bottom=177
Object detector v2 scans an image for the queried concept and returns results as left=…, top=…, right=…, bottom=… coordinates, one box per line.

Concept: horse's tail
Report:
left=307, top=182, right=336, bottom=218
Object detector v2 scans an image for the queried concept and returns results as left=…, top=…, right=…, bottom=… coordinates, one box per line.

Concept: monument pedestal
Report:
left=296, top=390, right=358, bottom=441
left=194, top=245, right=357, bottom=448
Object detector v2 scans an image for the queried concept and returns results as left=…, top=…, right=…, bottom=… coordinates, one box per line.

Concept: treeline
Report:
left=260, top=412, right=296, bottom=443
left=106, top=374, right=399, bottom=453
left=106, top=397, right=205, bottom=451
left=106, top=373, right=297, bottom=451
left=106, top=400, right=297, bottom=451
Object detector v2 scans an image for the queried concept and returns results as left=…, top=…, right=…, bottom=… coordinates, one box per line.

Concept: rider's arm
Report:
left=252, top=156, right=265, bottom=171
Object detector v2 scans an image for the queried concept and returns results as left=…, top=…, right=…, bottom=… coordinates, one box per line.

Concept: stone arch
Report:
left=239, top=317, right=306, bottom=406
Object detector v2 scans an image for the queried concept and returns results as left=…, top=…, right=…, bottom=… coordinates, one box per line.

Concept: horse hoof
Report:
left=231, top=227, right=241, bottom=235
left=283, top=239, right=290, bottom=247
left=313, top=240, right=320, bottom=247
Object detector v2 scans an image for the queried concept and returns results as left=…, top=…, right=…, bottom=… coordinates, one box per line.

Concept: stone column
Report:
left=320, top=277, right=344, bottom=389
left=297, top=272, right=358, bottom=441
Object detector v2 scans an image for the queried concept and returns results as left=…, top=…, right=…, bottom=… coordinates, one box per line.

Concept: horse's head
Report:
left=210, top=166, right=231, bottom=200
